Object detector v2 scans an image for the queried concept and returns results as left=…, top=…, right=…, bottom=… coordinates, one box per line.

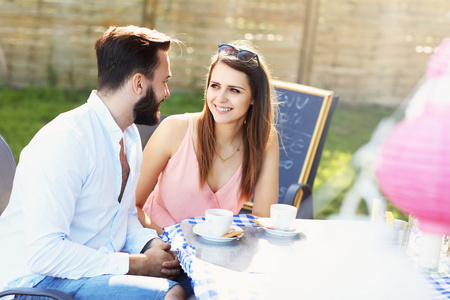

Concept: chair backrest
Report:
left=242, top=80, right=338, bottom=218
left=293, top=93, right=338, bottom=218
left=0, top=134, right=17, bottom=215
left=135, top=115, right=169, bottom=150
left=276, top=80, right=336, bottom=204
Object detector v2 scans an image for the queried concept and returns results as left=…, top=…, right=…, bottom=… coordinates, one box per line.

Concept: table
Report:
left=161, top=215, right=449, bottom=300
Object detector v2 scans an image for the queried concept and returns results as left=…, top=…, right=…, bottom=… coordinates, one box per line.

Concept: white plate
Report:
left=257, top=218, right=302, bottom=237
left=193, top=223, right=244, bottom=242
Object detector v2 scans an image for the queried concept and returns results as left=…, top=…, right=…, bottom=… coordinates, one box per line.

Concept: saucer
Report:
left=262, top=226, right=302, bottom=237
left=193, top=223, right=244, bottom=242
left=256, top=218, right=302, bottom=237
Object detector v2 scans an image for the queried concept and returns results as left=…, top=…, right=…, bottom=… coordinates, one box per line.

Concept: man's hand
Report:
left=128, top=239, right=181, bottom=279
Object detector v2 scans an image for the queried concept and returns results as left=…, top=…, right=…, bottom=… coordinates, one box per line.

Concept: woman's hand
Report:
left=137, top=206, right=164, bottom=235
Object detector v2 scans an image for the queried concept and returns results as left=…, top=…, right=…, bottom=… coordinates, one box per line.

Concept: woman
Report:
left=136, top=41, right=279, bottom=234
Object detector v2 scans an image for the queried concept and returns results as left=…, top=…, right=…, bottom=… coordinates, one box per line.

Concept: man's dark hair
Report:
left=95, top=25, right=173, bottom=93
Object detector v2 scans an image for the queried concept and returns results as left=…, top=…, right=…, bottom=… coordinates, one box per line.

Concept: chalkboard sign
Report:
left=243, top=80, right=334, bottom=210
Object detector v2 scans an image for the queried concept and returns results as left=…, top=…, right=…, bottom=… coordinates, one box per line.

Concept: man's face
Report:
left=133, top=50, right=172, bottom=126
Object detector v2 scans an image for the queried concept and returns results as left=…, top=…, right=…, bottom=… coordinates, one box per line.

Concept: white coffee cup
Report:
left=270, top=204, right=297, bottom=230
left=205, top=208, right=233, bottom=237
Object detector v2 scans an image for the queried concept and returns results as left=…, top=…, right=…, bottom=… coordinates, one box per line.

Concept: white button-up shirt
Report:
left=0, top=91, right=157, bottom=291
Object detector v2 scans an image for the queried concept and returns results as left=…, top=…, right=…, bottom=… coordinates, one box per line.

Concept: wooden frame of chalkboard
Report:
left=243, top=80, right=335, bottom=211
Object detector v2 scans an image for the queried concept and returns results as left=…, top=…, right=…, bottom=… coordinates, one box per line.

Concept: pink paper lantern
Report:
left=376, top=103, right=450, bottom=235
left=377, top=39, right=450, bottom=270
left=426, top=39, right=450, bottom=79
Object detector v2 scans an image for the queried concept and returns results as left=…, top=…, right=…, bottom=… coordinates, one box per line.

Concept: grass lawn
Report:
left=314, top=103, right=397, bottom=219
left=0, top=86, right=204, bottom=161
left=0, top=85, right=397, bottom=219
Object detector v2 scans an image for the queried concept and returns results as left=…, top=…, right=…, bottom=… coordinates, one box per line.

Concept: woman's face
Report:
left=206, top=62, right=253, bottom=126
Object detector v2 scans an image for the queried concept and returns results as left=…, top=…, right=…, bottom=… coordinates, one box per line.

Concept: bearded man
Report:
left=0, top=25, right=187, bottom=300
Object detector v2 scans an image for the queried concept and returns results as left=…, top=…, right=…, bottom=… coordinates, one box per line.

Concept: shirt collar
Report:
left=87, top=90, right=140, bottom=148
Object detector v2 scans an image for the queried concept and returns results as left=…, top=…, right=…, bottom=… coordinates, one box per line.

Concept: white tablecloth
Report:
left=161, top=215, right=449, bottom=300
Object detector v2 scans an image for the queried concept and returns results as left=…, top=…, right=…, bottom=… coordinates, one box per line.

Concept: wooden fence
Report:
left=1, top=0, right=449, bottom=105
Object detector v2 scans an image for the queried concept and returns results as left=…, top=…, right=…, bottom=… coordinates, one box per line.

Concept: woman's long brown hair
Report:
left=197, top=41, right=278, bottom=201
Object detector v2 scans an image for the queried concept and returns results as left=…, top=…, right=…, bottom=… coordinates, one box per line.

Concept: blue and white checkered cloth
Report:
left=161, top=215, right=450, bottom=300
left=161, top=214, right=263, bottom=299
left=428, top=274, right=450, bottom=299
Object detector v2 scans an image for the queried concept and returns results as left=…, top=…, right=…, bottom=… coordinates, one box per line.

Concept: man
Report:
left=0, top=26, right=187, bottom=299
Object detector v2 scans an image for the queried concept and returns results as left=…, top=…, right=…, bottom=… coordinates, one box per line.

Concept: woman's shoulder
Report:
left=159, top=114, right=186, bottom=128
left=161, top=113, right=200, bottom=128
left=163, top=112, right=201, bottom=122
left=156, top=113, right=200, bottom=137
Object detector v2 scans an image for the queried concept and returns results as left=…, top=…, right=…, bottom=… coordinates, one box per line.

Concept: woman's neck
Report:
left=214, top=122, right=243, bottom=146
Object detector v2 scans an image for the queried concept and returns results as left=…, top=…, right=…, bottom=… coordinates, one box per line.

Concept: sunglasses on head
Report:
left=218, top=44, right=260, bottom=67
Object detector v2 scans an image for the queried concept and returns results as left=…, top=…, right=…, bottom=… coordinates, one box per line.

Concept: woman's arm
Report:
left=136, top=206, right=164, bottom=235
left=135, top=116, right=188, bottom=229
left=251, top=129, right=280, bottom=217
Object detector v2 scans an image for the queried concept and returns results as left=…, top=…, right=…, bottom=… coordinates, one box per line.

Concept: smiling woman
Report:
left=135, top=40, right=280, bottom=234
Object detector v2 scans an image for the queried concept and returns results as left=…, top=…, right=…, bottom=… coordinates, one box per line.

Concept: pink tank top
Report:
left=142, top=115, right=246, bottom=228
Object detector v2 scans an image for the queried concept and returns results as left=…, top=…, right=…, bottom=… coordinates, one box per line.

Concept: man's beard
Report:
left=133, top=87, right=161, bottom=126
